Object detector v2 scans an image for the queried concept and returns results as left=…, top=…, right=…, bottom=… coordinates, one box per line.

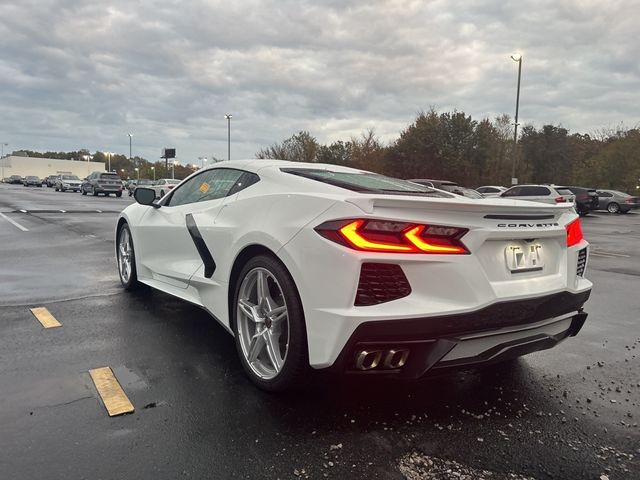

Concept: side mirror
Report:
left=134, top=187, right=159, bottom=207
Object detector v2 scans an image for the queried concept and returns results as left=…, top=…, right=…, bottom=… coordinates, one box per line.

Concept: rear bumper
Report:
left=324, top=289, right=591, bottom=379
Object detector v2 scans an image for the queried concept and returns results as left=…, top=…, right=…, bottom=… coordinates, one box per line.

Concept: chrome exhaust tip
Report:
left=355, top=350, right=383, bottom=370
left=354, top=348, right=410, bottom=370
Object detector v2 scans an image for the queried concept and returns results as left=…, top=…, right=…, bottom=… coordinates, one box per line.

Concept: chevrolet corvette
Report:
left=115, top=160, right=592, bottom=391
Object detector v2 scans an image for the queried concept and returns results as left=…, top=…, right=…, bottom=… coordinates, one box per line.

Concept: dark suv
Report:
left=556, top=186, right=599, bottom=216
left=81, top=172, right=123, bottom=197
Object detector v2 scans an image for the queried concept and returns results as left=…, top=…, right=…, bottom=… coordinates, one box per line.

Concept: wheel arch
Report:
left=227, top=244, right=305, bottom=332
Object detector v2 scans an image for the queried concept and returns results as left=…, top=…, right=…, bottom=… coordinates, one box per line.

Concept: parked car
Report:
left=454, top=187, right=485, bottom=199
left=150, top=178, right=181, bottom=198
left=55, top=174, right=82, bottom=192
left=45, top=175, right=60, bottom=187
left=23, top=175, right=42, bottom=187
left=116, top=160, right=592, bottom=391
left=596, top=189, right=640, bottom=214
left=555, top=186, right=599, bottom=216
left=500, top=185, right=575, bottom=205
left=81, top=172, right=123, bottom=197
left=409, top=178, right=460, bottom=192
left=8, top=175, right=23, bottom=184
left=476, top=185, right=507, bottom=197
left=127, top=178, right=153, bottom=196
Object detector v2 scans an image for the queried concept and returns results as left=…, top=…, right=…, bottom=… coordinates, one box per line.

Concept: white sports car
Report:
left=116, top=160, right=592, bottom=391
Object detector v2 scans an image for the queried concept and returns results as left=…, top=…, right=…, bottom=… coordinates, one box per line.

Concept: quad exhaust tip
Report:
left=355, top=349, right=410, bottom=371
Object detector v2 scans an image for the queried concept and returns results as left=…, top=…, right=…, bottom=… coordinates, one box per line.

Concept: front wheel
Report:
left=233, top=255, right=308, bottom=391
left=607, top=202, right=620, bottom=214
left=81, top=187, right=87, bottom=195
left=116, top=191, right=122, bottom=198
left=117, top=224, right=140, bottom=290
left=92, top=188, right=98, bottom=196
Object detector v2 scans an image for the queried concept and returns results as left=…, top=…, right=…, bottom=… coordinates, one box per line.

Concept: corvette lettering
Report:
left=497, top=223, right=559, bottom=228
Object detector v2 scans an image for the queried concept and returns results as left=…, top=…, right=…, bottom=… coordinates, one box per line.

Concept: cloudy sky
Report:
left=0, top=0, right=637, bottom=164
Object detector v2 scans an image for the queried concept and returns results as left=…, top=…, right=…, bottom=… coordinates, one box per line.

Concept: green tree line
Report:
left=256, top=109, right=640, bottom=192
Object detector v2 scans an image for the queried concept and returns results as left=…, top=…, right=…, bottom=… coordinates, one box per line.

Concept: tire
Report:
left=232, top=254, right=308, bottom=392
left=92, top=188, right=98, bottom=197
left=116, top=223, right=140, bottom=290
left=116, top=191, right=122, bottom=198
left=607, top=202, right=620, bottom=214
left=82, top=187, right=87, bottom=196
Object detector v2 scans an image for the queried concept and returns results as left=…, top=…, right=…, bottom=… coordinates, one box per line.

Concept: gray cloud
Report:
left=0, top=0, right=638, bottom=163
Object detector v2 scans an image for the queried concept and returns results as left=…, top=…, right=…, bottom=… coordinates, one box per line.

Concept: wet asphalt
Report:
left=0, top=183, right=638, bottom=479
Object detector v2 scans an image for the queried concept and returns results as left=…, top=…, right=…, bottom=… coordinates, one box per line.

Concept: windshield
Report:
left=62, top=175, right=79, bottom=180
left=282, top=168, right=453, bottom=197
left=138, top=179, right=154, bottom=185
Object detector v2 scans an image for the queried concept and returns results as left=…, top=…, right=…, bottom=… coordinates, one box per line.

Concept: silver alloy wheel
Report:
left=236, top=267, right=290, bottom=380
left=118, top=227, right=133, bottom=284
left=607, top=202, right=619, bottom=213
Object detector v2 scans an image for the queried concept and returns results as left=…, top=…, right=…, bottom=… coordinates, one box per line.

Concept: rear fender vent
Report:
left=355, top=263, right=411, bottom=306
left=576, top=248, right=587, bottom=277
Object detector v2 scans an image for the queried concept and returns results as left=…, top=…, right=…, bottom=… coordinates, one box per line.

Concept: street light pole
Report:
left=128, top=133, right=133, bottom=165
left=172, top=161, right=177, bottom=179
left=106, top=152, right=111, bottom=172
left=151, top=166, right=155, bottom=181
left=134, top=167, right=139, bottom=180
left=1, top=142, right=7, bottom=181
left=510, top=54, right=523, bottom=185
left=224, top=114, right=232, bottom=160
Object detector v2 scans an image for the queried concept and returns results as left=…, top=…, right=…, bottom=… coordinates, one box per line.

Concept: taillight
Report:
left=315, top=219, right=469, bottom=254
left=625, top=198, right=633, bottom=204
left=566, top=219, right=584, bottom=247
left=555, top=196, right=567, bottom=203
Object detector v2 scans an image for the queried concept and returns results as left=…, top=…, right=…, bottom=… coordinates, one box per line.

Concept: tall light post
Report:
left=224, top=114, right=232, bottom=160
left=198, top=156, right=207, bottom=169
left=151, top=166, right=155, bottom=181
left=84, top=154, right=93, bottom=175
left=172, top=161, right=177, bottom=179
left=134, top=167, right=139, bottom=180
left=127, top=133, right=133, bottom=165
left=1, top=142, right=7, bottom=181
left=510, top=54, right=523, bottom=185
left=105, top=151, right=112, bottom=172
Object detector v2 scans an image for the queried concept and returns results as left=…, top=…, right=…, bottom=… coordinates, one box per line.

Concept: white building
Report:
left=1, top=156, right=106, bottom=180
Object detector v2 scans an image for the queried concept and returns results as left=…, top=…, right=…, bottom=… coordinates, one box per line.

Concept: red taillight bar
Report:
left=555, top=196, right=567, bottom=203
left=566, top=218, right=584, bottom=247
left=315, top=219, right=469, bottom=254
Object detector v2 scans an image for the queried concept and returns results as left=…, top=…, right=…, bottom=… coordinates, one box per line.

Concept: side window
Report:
left=598, top=191, right=612, bottom=197
left=502, top=187, right=521, bottom=197
left=521, top=186, right=549, bottom=196
left=167, top=168, right=245, bottom=207
left=228, top=172, right=260, bottom=195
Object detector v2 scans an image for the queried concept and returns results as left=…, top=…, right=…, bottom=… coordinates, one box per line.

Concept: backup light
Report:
left=315, top=219, right=469, bottom=254
left=566, top=219, right=584, bottom=247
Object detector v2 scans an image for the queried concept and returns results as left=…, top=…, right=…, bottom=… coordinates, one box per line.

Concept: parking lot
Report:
left=0, top=182, right=638, bottom=479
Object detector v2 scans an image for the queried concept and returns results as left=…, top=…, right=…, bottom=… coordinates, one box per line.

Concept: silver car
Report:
left=55, top=174, right=82, bottom=192
left=476, top=185, right=507, bottom=197
left=596, top=189, right=640, bottom=214
left=500, top=185, right=576, bottom=205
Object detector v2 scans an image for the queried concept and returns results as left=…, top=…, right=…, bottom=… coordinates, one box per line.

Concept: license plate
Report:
left=505, top=243, right=543, bottom=273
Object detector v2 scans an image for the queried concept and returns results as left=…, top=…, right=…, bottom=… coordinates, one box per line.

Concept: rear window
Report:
left=99, top=174, right=120, bottom=180
left=62, top=175, right=79, bottom=180
left=556, top=188, right=574, bottom=196
left=282, top=168, right=453, bottom=197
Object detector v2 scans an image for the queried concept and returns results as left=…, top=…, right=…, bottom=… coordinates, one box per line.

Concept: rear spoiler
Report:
left=344, top=195, right=573, bottom=216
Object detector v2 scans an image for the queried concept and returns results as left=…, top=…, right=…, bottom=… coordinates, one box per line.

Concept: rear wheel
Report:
left=116, top=191, right=122, bottom=198
left=117, top=223, right=140, bottom=290
left=233, top=255, right=308, bottom=391
left=81, top=187, right=87, bottom=195
left=92, top=188, right=98, bottom=196
left=607, top=202, right=620, bottom=214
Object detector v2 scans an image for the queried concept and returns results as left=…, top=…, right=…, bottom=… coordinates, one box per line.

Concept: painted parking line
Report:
left=89, top=367, right=135, bottom=417
left=29, top=307, right=62, bottom=328
left=0, top=212, right=29, bottom=231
